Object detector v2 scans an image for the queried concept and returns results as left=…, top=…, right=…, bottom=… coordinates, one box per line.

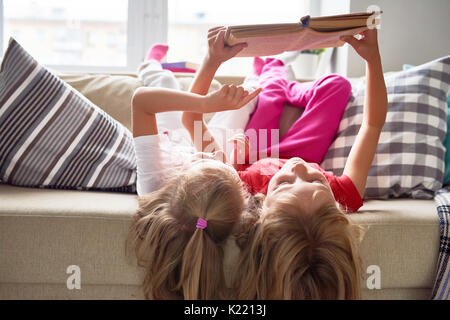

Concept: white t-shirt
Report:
left=134, top=129, right=226, bottom=196
left=133, top=82, right=260, bottom=196
left=133, top=129, right=196, bottom=196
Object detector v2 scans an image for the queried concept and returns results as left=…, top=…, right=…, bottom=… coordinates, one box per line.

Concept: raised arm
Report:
left=181, top=27, right=260, bottom=158
left=131, top=83, right=259, bottom=138
left=340, top=29, right=388, bottom=197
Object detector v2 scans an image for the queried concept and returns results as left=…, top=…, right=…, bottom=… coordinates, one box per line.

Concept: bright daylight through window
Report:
left=2, top=0, right=127, bottom=68
left=168, top=0, right=308, bottom=75
left=1, top=0, right=309, bottom=75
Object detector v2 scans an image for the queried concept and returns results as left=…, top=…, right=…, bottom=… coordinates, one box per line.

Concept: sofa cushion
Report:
left=321, top=55, right=450, bottom=199
left=352, top=200, right=439, bottom=292
left=0, top=184, right=439, bottom=298
left=57, top=73, right=223, bottom=130
left=403, top=63, right=450, bottom=186
left=0, top=38, right=136, bottom=191
left=57, top=73, right=142, bottom=132
left=0, top=184, right=143, bottom=294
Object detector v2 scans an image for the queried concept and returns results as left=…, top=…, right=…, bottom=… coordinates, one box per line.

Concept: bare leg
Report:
left=279, top=103, right=304, bottom=138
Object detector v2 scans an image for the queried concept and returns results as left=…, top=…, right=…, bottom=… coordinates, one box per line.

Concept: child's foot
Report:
left=145, top=44, right=169, bottom=62
left=253, top=57, right=265, bottom=76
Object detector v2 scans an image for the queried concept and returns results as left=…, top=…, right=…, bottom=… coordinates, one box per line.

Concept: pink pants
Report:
left=245, top=58, right=352, bottom=164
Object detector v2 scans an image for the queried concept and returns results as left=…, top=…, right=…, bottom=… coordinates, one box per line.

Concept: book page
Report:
left=232, top=31, right=307, bottom=57
left=289, top=26, right=368, bottom=51
left=232, top=26, right=369, bottom=57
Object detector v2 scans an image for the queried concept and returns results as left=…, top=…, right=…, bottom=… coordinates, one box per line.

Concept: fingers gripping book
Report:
left=224, top=11, right=382, bottom=57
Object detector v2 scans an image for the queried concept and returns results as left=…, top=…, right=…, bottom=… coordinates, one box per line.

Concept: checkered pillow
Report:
left=321, top=55, right=450, bottom=199
left=0, top=38, right=136, bottom=192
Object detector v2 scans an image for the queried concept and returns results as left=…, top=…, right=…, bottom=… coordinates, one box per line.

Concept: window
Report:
left=167, top=0, right=310, bottom=75
left=2, top=0, right=128, bottom=69
left=0, top=0, right=314, bottom=75
left=0, top=0, right=167, bottom=73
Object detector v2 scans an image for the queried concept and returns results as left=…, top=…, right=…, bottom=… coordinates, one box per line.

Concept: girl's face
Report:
left=265, top=158, right=336, bottom=213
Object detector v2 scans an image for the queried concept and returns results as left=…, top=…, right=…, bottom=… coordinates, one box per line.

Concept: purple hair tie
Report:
left=196, top=218, right=207, bottom=230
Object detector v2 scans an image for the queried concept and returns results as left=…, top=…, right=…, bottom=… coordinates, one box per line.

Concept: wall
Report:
left=347, top=0, right=450, bottom=77
left=318, top=0, right=350, bottom=76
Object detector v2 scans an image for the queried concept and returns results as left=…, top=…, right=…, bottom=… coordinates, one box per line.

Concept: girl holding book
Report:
left=130, top=26, right=387, bottom=300
left=233, top=28, right=387, bottom=299
left=129, top=29, right=262, bottom=299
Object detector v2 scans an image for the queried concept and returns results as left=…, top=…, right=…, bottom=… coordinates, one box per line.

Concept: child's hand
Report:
left=206, top=26, right=248, bottom=66
left=204, top=85, right=261, bottom=113
left=340, top=29, right=380, bottom=63
left=193, top=149, right=227, bottom=164
left=228, top=133, right=250, bottom=170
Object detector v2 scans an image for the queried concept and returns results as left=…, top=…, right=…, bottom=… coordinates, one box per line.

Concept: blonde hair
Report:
left=235, top=193, right=364, bottom=300
left=129, top=163, right=247, bottom=300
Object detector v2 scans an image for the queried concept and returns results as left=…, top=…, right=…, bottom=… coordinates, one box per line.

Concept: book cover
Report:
left=163, top=67, right=196, bottom=73
left=162, top=61, right=200, bottom=70
left=224, top=11, right=382, bottom=57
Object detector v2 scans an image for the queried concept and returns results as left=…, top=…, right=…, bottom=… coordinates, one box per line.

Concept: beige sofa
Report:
left=0, top=72, right=440, bottom=300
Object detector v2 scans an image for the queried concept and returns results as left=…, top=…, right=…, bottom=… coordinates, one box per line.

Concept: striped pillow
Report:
left=0, top=38, right=136, bottom=192
left=321, top=55, right=450, bottom=199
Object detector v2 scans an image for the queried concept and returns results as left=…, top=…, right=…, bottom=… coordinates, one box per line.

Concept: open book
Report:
left=224, top=11, right=382, bottom=57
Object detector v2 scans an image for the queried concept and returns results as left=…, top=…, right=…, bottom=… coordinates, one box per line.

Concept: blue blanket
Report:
left=432, top=189, right=450, bottom=300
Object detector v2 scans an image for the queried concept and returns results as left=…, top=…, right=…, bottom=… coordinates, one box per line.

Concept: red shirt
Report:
left=237, top=158, right=363, bottom=212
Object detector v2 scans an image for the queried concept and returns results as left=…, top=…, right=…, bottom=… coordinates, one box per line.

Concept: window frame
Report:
left=0, top=0, right=323, bottom=75
left=0, top=0, right=167, bottom=73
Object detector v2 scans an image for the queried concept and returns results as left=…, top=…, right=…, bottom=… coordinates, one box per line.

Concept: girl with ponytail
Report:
left=131, top=163, right=247, bottom=299
left=128, top=28, right=258, bottom=299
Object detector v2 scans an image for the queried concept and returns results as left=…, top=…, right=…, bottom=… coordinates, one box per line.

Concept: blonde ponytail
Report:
left=178, top=229, right=204, bottom=299
left=129, top=164, right=247, bottom=300
left=178, top=228, right=228, bottom=299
